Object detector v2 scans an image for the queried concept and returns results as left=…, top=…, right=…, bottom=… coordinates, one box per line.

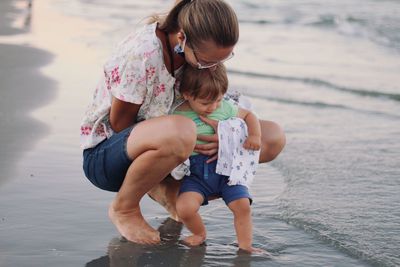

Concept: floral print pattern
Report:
left=80, top=23, right=181, bottom=149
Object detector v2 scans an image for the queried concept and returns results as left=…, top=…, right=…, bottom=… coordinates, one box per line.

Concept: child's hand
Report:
left=243, top=135, right=261, bottom=150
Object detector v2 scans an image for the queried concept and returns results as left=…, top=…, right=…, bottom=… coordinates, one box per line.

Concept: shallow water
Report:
left=0, top=0, right=399, bottom=266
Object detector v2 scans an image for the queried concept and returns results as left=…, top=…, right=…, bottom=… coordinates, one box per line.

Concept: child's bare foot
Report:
left=108, top=204, right=160, bottom=245
left=182, top=234, right=206, bottom=246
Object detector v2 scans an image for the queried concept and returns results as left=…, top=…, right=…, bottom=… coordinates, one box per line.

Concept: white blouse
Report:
left=80, top=22, right=181, bottom=149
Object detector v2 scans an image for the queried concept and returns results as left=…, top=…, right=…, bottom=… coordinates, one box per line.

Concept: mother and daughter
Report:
left=80, top=0, right=285, bottom=252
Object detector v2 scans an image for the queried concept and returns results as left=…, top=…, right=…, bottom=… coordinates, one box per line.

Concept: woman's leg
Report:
left=148, top=120, right=286, bottom=223
left=109, top=115, right=196, bottom=244
left=176, top=191, right=206, bottom=246
left=259, top=120, right=286, bottom=163
left=147, top=175, right=181, bottom=221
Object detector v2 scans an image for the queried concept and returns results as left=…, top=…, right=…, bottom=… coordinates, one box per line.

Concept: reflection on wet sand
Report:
left=85, top=217, right=206, bottom=267
left=0, top=43, right=55, bottom=185
left=85, top=217, right=263, bottom=267
left=24, top=0, right=33, bottom=29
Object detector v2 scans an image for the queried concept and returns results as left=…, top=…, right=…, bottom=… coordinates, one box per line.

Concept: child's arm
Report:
left=237, top=108, right=261, bottom=150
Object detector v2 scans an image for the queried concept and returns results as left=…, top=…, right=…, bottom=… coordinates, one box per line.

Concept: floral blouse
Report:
left=80, top=22, right=182, bottom=149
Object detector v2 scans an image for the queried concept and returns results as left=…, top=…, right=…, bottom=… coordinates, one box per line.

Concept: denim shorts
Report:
left=82, top=126, right=134, bottom=192
left=179, top=154, right=252, bottom=206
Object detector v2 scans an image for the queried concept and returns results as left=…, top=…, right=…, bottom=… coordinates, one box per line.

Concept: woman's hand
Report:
left=194, top=116, right=219, bottom=163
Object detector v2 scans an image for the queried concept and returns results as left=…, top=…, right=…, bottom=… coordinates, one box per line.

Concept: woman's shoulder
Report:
left=119, top=23, right=158, bottom=50
left=106, top=22, right=162, bottom=67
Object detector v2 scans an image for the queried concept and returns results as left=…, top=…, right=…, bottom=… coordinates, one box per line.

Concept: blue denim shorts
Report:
left=179, top=154, right=252, bottom=206
left=82, top=126, right=134, bottom=192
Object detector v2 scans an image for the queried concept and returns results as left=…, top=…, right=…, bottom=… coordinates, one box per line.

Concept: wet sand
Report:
left=0, top=1, right=170, bottom=266
left=0, top=0, right=55, bottom=184
left=0, top=43, right=55, bottom=185
left=0, top=1, right=282, bottom=265
left=0, top=1, right=374, bottom=266
left=0, top=0, right=28, bottom=36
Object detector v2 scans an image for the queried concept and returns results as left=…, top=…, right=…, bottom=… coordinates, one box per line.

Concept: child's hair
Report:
left=150, top=0, right=239, bottom=50
left=180, top=63, right=228, bottom=101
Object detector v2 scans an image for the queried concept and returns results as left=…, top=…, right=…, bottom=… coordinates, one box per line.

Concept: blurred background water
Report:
left=0, top=0, right=399, bottom=266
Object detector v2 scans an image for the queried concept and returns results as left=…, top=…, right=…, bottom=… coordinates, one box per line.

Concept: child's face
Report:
left=185, top=94, right=223, bottom=116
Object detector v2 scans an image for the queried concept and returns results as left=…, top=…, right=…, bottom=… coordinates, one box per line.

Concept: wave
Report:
left=244, top=93, right=348, bottom=109
left=228, top=69, right=400, bottom=102
left=235, top=3, right=400, bottom=53
left=307, top=14, right=367, bottom=28
left=277, top=215, right=398, bottom=267
left=307, top=13, right=400, bottom=52
left=239, top=19, right=272, bottom=25
left=241, top=92, right=400, bottom=120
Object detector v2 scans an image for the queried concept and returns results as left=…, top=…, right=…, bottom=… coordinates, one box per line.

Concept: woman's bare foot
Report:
left=182, top=234, right=206, bottom=246
left=108, top=204, right=160, bottom=245
left=147, top=176, right=180, bottom=221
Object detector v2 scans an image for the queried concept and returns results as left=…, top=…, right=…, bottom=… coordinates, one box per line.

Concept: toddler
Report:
left=174, top=64, right=262, bottom=253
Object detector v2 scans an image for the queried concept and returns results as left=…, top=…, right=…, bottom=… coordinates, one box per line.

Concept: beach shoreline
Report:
left=0, top=0, right=56, bottom=185
left=1, top=0, right=397, bottom=266
left=0, top=0, right=29, bottom=36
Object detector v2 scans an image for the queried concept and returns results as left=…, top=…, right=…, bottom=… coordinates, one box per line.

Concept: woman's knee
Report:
left=127, top=115, right=196, bottom=160
left=162, top=116, right=197, bottom=160
left=172, top=115, right=197, bottom=143
left=259, top=120, right=286, bottom=163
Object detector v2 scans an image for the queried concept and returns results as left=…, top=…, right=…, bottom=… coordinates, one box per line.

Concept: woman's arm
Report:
left=110, top=97, right=142, bottom=133
left=195, top=116, right=219, bottom=163
left=195, top=107, right=261, bottom=161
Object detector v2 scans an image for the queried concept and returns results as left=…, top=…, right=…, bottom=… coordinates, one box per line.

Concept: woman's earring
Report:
left=174, top=32, right=186, bottom=57
left=174, top=43, right=185, bottom=57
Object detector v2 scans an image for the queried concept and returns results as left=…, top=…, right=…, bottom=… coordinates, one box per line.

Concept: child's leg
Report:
left=227, top=198, right=257, bottom=252
left=176, top=191, right=206, bottom=246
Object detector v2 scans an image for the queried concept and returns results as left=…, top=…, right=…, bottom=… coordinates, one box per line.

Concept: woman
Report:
left=81, top=0, right=285, bottom=245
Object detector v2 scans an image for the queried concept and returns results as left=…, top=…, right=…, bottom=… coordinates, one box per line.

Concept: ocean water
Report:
left=0, top=0, right=399, bottom=266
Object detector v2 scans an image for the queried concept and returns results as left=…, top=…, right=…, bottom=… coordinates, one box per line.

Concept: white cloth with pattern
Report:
left=216, top=118, right=260, bottom=188
left=171, top=159, right=190, bottom=180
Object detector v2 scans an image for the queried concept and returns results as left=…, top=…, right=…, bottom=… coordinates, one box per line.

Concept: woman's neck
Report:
left=156, top=28, right=185, bottom=73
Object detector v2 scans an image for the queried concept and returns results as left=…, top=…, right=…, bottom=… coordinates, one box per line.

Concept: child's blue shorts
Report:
left=82, top=126, right=134, bottom=192
left=179, top=154, right=252, bottom=206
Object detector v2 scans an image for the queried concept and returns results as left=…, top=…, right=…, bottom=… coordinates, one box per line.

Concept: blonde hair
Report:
left=180, top=63, right=228, bottom=101
left=151, top=0, right=239, bottom=50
